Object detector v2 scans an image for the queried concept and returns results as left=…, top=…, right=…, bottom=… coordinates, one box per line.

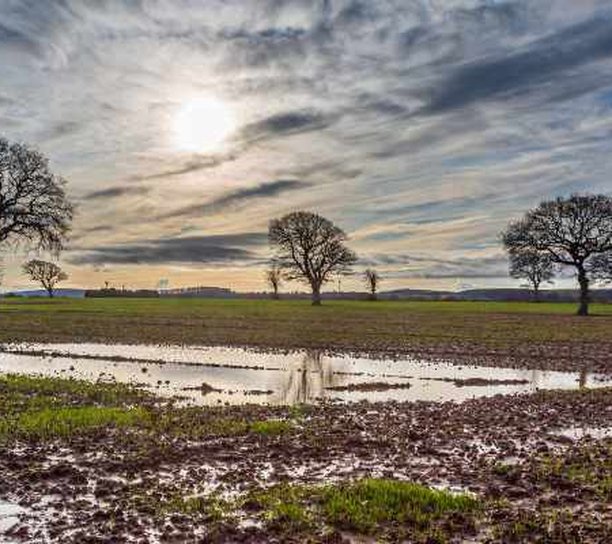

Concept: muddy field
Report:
left=0, top=372, right=611, bottom=543
left=0, top=299, right=610, bottom=542
left=1, top=298, right=611, bottom=374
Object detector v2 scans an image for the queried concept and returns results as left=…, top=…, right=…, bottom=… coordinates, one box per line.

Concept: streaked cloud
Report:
left=160, top=179, right=309, bottom=219
left=69, top=232, right=266, bottom=266
left=1, top=0, right=611, bottom=290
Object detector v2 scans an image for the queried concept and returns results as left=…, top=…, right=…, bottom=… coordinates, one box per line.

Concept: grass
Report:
left=244, top=479, right=479, bottom=540
left=0, top=405, right=149, bottom=440
left=250, top=419, right=293, bottom=436
left=162, top=494, right=230, bottom=522
left=0, top=374, right=152, bottom=420
left=0, top=298, right=611, bottom=358
left=322, top=479, right=478, bottom=534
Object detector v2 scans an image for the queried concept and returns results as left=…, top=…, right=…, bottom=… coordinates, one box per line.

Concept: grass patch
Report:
left=0, top=374, right=151, bottom=414
left=162, top=494, right=231, bottom=522
left=250, top=419, right=293, bottom=436
left=245, top=479, right=479, bottom=540
left=0, top=405, right=149, bottom=440
left=322, top=479, right=478, bottom=534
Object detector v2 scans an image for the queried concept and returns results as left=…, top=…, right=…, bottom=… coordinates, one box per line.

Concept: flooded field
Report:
left=0, top=342, right=609, bottom=405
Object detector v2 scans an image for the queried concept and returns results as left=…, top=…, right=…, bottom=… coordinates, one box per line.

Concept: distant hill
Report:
left=1, top=288, right=86, bottom=298
left=2, top=286, right=611, bottom=303
left=380, top=288, right=612, bottom=302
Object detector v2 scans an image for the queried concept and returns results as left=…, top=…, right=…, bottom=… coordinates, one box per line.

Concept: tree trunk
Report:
left=532, top=283, right=540, bottom=303
left=577, top=265, right=589, bottom=316
left=47, top=288, right=54, bottom=298
left=311, top=284, right=321, bottom=306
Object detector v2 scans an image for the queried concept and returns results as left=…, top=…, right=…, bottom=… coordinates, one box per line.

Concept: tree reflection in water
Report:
left=279, top=351, right=339, bottom=404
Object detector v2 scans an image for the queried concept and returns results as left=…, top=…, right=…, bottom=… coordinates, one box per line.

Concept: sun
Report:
left=173, top=97, right=236, bottom=153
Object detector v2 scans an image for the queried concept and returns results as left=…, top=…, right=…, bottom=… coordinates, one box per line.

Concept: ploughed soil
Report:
left=1, top=383, right=610, bottom=543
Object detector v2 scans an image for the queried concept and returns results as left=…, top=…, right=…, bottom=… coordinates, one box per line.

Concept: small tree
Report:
left=269, top=211, right=357, bottom=305
left=0, top=138, right=73, bottom=252
left=22, top=260, right=68, bottom=298
left=508, top=250, right=554, bottom=302
left=266, top=263, right=283, bottom=300
left=363, top=268, right=381, bottom=300
left=502, top=194, right=612, bottom=316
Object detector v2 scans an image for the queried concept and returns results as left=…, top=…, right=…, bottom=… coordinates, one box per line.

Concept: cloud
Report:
left=239, top=110, right=334, bottom=142
left=68, top=232, right=267, bottom=266
left=159, top=179, right=308, bottom=219
left=135, top=154, right=238, bottom=180
left=2, top=1, right=612, bottom=289
left=84, top=185, right=150, bottom=200
left=424, top=16, right=612, bottom=114
left=363, top=252, right=508, bottom=279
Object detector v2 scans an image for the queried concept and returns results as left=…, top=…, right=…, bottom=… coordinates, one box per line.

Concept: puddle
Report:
left=0, top=343, right=610, bottom=406
left=553, top=426, right=612, bottom=440
left=0, top=499, right=24, bottom=535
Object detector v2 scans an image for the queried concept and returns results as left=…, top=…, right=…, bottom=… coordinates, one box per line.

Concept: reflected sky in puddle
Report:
left=0, top=343, right=609, bottom=406
left=0, top=499, right=24, bottom=535
left=553, top=426, right=612, bottom=440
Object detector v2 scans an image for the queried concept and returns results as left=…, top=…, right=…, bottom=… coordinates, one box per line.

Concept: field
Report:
left=0, top=297, right=611, bottom=542
left=1, top=297, right=612, bottom=373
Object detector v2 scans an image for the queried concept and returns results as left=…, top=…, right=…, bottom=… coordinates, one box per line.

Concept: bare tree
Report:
left=266, top=262, right=283, bottom=300
left=363, top=268, right=381, bottom=300
left=508, top=250, right=554, bottom=302
left=269, top=211, right=357, bottom=305
left=0, top=138, right=73, bottom=252
left=22, top=260, right=68, bottom=298
left=502, top=194, right=612, bottom=315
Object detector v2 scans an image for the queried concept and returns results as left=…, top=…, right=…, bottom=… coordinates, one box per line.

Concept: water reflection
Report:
left=0, top=343, right=610, bottom=406
left=279, top=351, right=336, bottom=404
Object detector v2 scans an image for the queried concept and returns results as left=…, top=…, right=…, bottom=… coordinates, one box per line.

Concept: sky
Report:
left=2, top=0, right=612, bottom=293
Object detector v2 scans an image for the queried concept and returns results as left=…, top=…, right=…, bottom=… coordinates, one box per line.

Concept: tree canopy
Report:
left=269, top=211, right=357, bottom=305
left=22, top=259, right=68, bottom=298
left=508, top=250, right=554, bottom=301
left=502, top=194, right=612, bottom=315
left=0, top=138, right=73, bottom=252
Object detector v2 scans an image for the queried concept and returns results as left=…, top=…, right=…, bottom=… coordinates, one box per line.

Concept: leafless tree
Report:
left=508, top=250, right=554, bottom=302
left=363, top=268, right=381, bottom=300
left=22, top=260, right=68, bottom=298
left=0, top=138, right=73, bottom=252
left=502, top=194, right=612, bottom=315
left=269, top=211, right=357, bottom=305
left=266, top=262, right=283, bottom=300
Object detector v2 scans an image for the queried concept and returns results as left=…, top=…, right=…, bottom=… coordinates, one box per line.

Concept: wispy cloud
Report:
left=84, top=185, right=150, bottom=200
left=1, top=0, right=612, bottom=289
left=69, top=232, right=266, bottom=266
left=160, top=179, right=309, bottom=219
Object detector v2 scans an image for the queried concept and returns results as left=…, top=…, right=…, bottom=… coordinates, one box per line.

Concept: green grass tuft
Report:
left=250, top=419, right=293, bottom=436
left=0, top=405, right=149, bottom=440
left=322, top=479, right=479, bottom=534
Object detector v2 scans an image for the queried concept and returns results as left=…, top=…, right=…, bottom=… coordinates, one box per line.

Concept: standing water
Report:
left=0, top=343, right=608, bottom=405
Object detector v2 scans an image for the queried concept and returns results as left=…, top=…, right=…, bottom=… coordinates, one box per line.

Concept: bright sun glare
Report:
left=173, top=97, right=235, bottom=153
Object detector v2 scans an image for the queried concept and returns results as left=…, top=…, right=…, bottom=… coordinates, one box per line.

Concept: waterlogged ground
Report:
left=1, top=343, right=610, bottom=405
left=0, top=337, right=610, bottom=542
left=0, top=373, right=610, bottom=543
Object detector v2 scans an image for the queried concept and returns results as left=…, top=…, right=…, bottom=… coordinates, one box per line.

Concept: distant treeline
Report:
left=81, top=287, right=612, bottom=302
left=85, top=288, right=159, bottom=298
